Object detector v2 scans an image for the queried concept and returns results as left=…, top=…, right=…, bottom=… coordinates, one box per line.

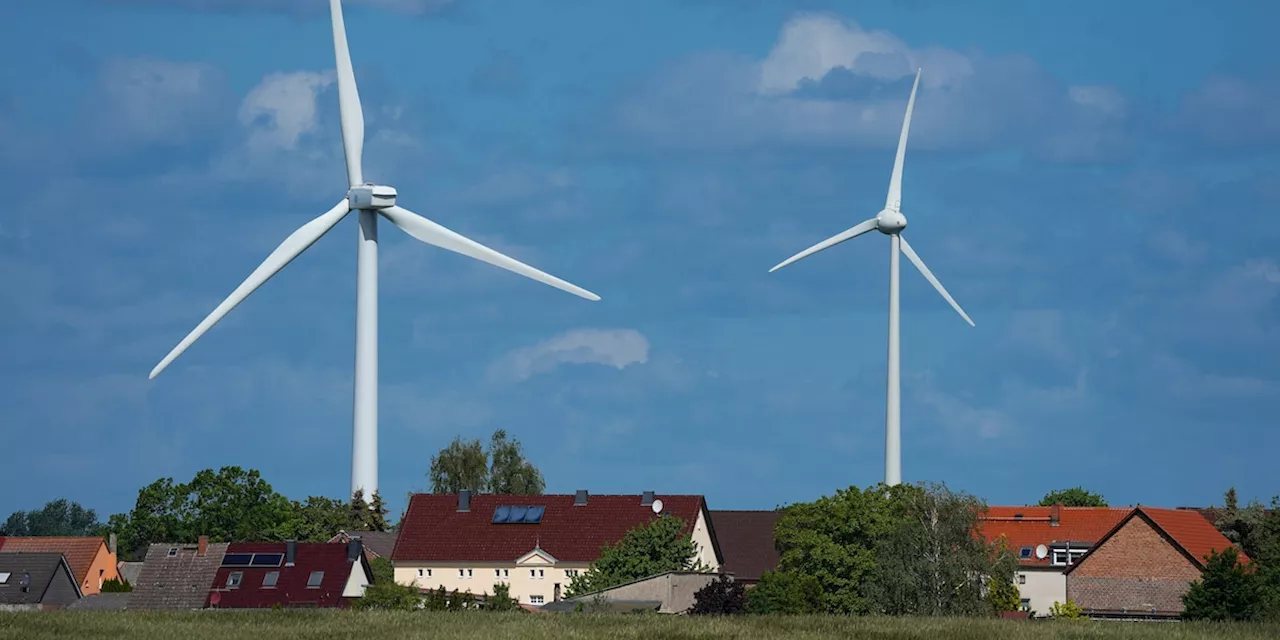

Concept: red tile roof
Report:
left=0, top=536, right=111, bottom=586
left=708, top=510, right=780, bottom=582
left=393, top=493, right=710, bottom=564
left=1064, top=507, right=1247, bottom=574
left=978, top=506, right=1130, bottom=567
left=206, top=542, right=370, bottom=609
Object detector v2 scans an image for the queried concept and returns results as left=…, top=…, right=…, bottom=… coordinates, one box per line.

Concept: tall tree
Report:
left=870, top=482, right=1018, bottom=616
left=285, top=496, right=350, bottom=542
left=564, top=515, right=708, bottom=598
left=427, top=429, right=544, bottom=495
left=109, top=467, right=301, bottom=558
left=1182, top=547, right=1266, bottom=621
left=1038, top=487, right=1107, bottom=507
left=428, top=436, right=489, bottom=493
left=486, top=429, right=545, bottom=495
left=1209, top=487, right=1268, bottom=558
left=367, top=490, right=391, bottom=531
left=772, top=483, right=916, bottom=614
left=1, top=499, right=102, bottom=537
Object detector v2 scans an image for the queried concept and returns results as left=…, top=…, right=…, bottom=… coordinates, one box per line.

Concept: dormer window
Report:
left=1049, top=544, right=1087, bottom=566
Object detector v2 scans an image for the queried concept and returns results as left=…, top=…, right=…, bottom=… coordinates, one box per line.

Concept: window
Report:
left=1050, top=546, right=1087, bottom=566
left=262, top=571, right=279, bottom=588
left=0, top=572, right=10, bottom=584
left=495, top=569, right=509, bottom=579
left=1020, top=598, right=1031, bottom=612
left=1017, top=574, right=1026, bottom=585
left=529, top=595, right=544, bottom=605
left=307, top=571, right=324, bottom=588
left=226, top=572, right=243, bottom=589
left=459, top=569, right=465, bottom=577
left=167, top=547, right=179, bottom=557
left=1018, top=546, right=1033, bottom=559
left=565, top=569, right=580, bottom=578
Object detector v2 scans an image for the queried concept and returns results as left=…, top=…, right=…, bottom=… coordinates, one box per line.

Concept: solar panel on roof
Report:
left=251, top=553, right=284, bottom=567
left=525, top=506, right=545, bottom=523
left=493, top=506, right=511, bottom=523
left=508, top=506, right=529, bottom=523
left=221, top=553, right=254, bottom=567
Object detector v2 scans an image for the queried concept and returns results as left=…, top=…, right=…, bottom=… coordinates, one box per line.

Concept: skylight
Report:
left=492, top=505, right=546, bottom=524
left=0, top=572, right=9, bottom=584
left=262, top=571, right=279, bottom=588
left=1019, top=546, right=1033, bottom=558
left=307, top=571, right=324, bottom=588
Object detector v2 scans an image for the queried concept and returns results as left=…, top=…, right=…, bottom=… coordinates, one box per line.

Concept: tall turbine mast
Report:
left=768, top=69, right=974, bottom=486
left=148, top=0, right=600, bottom=500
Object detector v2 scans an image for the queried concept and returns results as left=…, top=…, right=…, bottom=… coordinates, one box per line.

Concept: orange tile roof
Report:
left=978, top=506, right=1130, bottom=567
left=1066, top=507, right=1247, bottom=572
left=0, top=536, right=108, bottom=585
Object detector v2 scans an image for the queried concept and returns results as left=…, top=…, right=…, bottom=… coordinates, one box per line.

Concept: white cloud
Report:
left=490, top=328, right=650, bottom=382
left=610, top=14, right=1130, bottom=160
left=239, top=71, right=335, bottom=152
left=87, top=57, right=228, bottom=147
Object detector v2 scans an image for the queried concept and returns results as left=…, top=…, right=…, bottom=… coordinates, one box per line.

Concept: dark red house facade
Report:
left=206, top=540, right=372, bottom=609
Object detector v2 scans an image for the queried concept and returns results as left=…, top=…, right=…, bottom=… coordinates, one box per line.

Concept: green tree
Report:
left=689, top=574, right=746, bottom=615
left=987, top=575, right=1021, bottom=614
left=773, top=483, right=916, bottom=614
left=1, top=499, right=102, bottom=537
left=1208, top=487, right=1268, bottom=559
left=745, top=571, right=825, bottom=615
left=870, top=482, right=1018, bottom=617
left=428, top=436, right=489, bottom=493
left=354, top=581, right=422, bottom=610
left=282, top=496, right=350, bottom=542
left=565, top=515, right=708, bottom=598
left=1182, top=546, right=1266, bottom=621
left=108, top=467, right=301, bottom=558
left=100, top=576, right=132, bottom=593
left=369, top=556, right=395, bottom=584
left=1038, top=487, right=1107, bottom=507
left=486, top=429, right=545, bottom=494
left=486, top=582, right=518, bottom=611
left=367, top=490, right=391, bottom=531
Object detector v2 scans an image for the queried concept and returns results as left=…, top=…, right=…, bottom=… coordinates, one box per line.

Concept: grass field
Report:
left=1, top=611, right=1278, bottom=640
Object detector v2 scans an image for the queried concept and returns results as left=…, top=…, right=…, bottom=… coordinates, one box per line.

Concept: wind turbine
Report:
left=767, top=69, right=973, bottom=487
left=148, top=0, right=600, bottom=499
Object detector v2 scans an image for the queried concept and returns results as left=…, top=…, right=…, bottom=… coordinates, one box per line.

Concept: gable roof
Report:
left=978, top=506, right=1129, bottom=568
left=208, top=541, right=371, bottom=609
left=129, top=542, right=228, bottom=610
left=393, top=493, right=711, bottom=564
left=328, top=530, right=397, bottom=559
left=1064, top=506, right=1247, bottom=575
left=708, top=510, right=780, bottom=582
left=0, top=552, right=82, bottom=604
left=0, top=536, right=109, bottom=586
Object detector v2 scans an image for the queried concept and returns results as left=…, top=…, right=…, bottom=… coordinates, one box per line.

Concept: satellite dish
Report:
left=1035, top=544, right=1048, bottom=559
left=651, top=499, right=664, bottom=515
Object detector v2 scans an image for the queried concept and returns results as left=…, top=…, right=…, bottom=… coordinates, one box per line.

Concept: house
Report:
left=0, top=552, right=83, bottom=610
left=392, top=490, right=723, bottom=607
left=117, top=561, right=144, bottom=586
left=206, top=539, right=373, bottom=609
left=1065, top=506, right=1245, bottom=619
left=328, top=530, right=397, bottom=561
left=129, top=537, right=229, bottom=610
left=978, top=504, right=1129, bottom=616
left=552, top=570, right=721, bottom=613
left=0, top=535, right=120, bottom=595
left=707, top=510, right=781, bottom=586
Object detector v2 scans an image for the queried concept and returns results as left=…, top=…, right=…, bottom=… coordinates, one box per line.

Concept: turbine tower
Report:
left=768, top=69, right=973, bottom=486
left=148, top=0, right=600, bottom=499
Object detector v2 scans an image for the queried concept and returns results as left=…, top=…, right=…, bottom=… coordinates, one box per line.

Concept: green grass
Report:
left=1, top=612, right=1278, bottom=640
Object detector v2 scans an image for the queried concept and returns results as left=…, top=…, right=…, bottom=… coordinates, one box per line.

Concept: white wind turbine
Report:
left=148, top=0, right=600, bottom=499
left=768, top=69, right=973, bottom=487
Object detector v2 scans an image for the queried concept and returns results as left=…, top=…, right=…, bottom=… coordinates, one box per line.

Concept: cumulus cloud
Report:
left=239, top=71, right=336, bottom=152
left=490, top=328, right=650, bottom=382
left=83, top=57, right=230, bottom=149
left=607, top=13, right=1132, bottom=162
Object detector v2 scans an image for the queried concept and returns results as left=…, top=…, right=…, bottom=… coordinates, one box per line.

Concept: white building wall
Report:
left=1017, top=568, right=1066, bottom=617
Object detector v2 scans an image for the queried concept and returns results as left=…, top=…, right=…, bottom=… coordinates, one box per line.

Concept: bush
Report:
left=353, top=581, right=421, bottom=611
left=485, top=582, right=518, bottom=611
left=1182, top=547, right=1266, bottom=621
left=745, top=571, right=824, bottom=615
left=100, top=576, right=132, bottom=593
left=689, top=574, right=745, bottom=615
left=1049, top=599, right=1084, bottom=619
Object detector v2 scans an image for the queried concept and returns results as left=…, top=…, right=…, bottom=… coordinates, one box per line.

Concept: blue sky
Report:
left=2, top=0, right=1278, bottom=524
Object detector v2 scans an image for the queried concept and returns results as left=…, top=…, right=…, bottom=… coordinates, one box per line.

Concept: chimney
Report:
left=1050, top=503, right=1062, bottom=527
left=574, top=490, right=589, bottom=506
left=285, top=540, right=297, bottom=567
left=347, top=538, right=363, bottom=563
left=197, top=535, right=208, bottom=556
left=108, top=533, right=118, bottom=556
left=458, top=490, right=472, bottom=512
left=641, top=491, right=655, bottom=506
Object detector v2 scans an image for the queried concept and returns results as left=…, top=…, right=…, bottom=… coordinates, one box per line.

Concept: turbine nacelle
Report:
left=348, top=184, right=397, bottom=210
left=875, top=209, right=907, bottom=235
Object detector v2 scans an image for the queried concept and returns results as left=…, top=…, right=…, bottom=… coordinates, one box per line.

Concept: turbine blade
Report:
left=149, top=199, right=352, bottom=379
left=885, top=68, right=921, bottom=211
left=330, top=0, right=365, bottom=187
left=899, top=235, right=974, bottom=326
left=768, top=218, right=879, bottom=273
left=379, top=205, right=601, bottom=301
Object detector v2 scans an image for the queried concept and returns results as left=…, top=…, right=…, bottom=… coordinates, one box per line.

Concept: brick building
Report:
left=1065, top=506, right=1245, bottom=619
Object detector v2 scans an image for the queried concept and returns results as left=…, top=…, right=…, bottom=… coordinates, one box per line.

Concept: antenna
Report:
left=651, top=499, right=664, bottom=515
left=1035, top=544, right=1048, bottom=560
